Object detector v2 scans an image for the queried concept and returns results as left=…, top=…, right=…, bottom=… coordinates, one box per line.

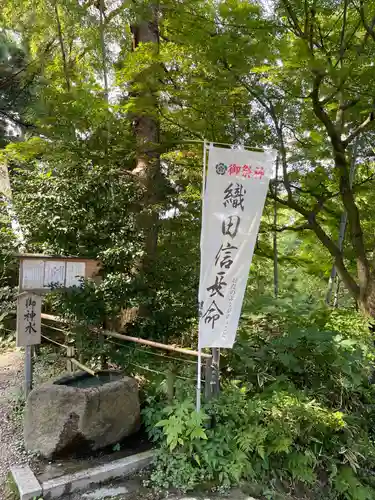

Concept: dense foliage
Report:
left=2, top=0, right=375, bottom=498
left=143, top=303, right=375, bottom=499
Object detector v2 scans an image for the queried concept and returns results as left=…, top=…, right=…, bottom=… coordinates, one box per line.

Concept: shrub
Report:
left=227, top=326, right=374, bottom=410
left=142, top=314, right=375, bottom=498
left=143, top=382, right=375, bottom=498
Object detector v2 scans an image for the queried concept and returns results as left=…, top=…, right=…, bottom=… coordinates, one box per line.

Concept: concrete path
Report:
left=65, top=481, right=259, bottom=500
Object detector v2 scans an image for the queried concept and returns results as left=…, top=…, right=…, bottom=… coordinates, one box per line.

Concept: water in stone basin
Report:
left=54, top=371, right=123, bottom=389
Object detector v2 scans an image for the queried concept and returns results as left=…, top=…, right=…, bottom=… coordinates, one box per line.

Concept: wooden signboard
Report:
left=18, top=254, right=100, bottom=293
left=17, top=254, right=100, bottom=396
left=17, top=292, right=42, bottom=347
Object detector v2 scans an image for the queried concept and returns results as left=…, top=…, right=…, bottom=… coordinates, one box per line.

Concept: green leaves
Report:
left=333, top=466, right=373, bottom=500
left=155, top=400, right=208, bottom=451
left=140, top=292, right=375, bottom=495
left=286, top=451, right=317, bottom=485
left=143, top=371, right=375, bottom=496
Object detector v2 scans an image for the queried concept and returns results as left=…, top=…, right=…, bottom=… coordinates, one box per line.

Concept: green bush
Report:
left=225, top=302, right=374, bottom=410
left=227, top=326, right=373, bottom=410
left=142, top=313, right=375, bottom=498
left=144, top=382, right=375, bottom=498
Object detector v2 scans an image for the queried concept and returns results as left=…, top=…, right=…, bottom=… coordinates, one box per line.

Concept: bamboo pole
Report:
left=40, top=333, right=67, bottom=349
left=40, top=313, right=211, bottom=359
left=99, top=328, right=211, bottom=359
left=41, top=313, right=66, bottom=322
left=70, top=358, right=96, bottom=376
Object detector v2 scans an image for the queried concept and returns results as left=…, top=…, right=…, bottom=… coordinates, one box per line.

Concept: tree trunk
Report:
left=130, top=6, right=162, bottom=316
left=53, top=0, right=70, bottom=92
left=99, top=0, right=109, bottom=103
left=358, top=277, right=375, bottom=317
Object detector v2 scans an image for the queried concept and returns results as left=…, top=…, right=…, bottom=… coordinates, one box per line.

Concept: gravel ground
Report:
left=0, top=349, right=26, bottom=494
left=61, top=476, right=259, bottom=500
left=0, top=346, right=67, bottom=496
left=65, top=484, right=259, bottom=500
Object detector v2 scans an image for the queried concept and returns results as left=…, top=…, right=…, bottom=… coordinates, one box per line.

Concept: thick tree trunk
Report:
left=53, top=0, right=70, bottom=92
left=358, top=276, right=375, bottom=317
left=112, top=6, right=163, bottom=330
left=129, top=7, right=162, bottom=319
left=98, top=0, right=109, bottom=103
left=131, top=15, right=161, bottom=273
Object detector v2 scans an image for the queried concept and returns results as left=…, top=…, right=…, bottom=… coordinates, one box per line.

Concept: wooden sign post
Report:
left=17, top=293, right=42, bottom=347
left=17, top=254, right=100, bottom=397
left=17, top=292, right=42, bottom=397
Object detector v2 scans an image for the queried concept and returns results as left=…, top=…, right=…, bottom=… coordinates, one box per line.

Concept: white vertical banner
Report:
left=0, top=163, right=12, bottom=199
left=198, top=145, right=276, bottom=349
left=1, top=162, right=26, bottom=249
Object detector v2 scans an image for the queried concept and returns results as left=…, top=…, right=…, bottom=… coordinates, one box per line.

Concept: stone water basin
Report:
left=24, top=371, right=141, bottom=459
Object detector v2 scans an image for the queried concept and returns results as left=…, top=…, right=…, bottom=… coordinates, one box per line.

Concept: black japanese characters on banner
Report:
left=201, top=299, right=223, bottom=329
left=199, top=148, right=274, bottom=349
left=222, top=215, right=240, bottom=239
left=223, top=182, right=246, bottom=211
left=202, top=182, right=246, bottom=329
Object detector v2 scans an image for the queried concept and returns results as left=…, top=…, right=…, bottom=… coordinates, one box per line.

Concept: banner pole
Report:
left=201, top=139, right=208, bottom=202
left=212, top=347, right=220, bottom=395
left=196, top=349, right=202, bottom=411
left=197, top=139, right=208, bottom=412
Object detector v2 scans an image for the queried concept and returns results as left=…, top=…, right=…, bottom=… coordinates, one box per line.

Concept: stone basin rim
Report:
left=53, top=370, right=125, bottom=389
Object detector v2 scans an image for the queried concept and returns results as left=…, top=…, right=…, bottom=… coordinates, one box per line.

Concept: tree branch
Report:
left=260, top=222, right=311, bottom=233
left=358, top=0, right=375, bottom=42
left=54, top=0, right=70, bottom=92
left=219, top=56, right=363, bottom=301
left=343, top=113, right=375, bottom=147
left=0, top=110, right=35, bottom=129
left=281, top=0, right=306, bottom=38
left=309, top=217, right=360, bottom=299
left=311, top=72, right=342, bottom=149
left=270, top=191, right=360, bottom=299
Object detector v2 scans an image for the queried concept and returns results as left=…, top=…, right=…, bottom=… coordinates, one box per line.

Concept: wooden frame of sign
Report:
left=16, top=254, right=100, bottom=397
left=18, top=254, right=100, bottom=294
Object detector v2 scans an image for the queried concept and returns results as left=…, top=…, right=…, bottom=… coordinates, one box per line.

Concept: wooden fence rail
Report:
left=40, top=313, right=215, bottom=399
